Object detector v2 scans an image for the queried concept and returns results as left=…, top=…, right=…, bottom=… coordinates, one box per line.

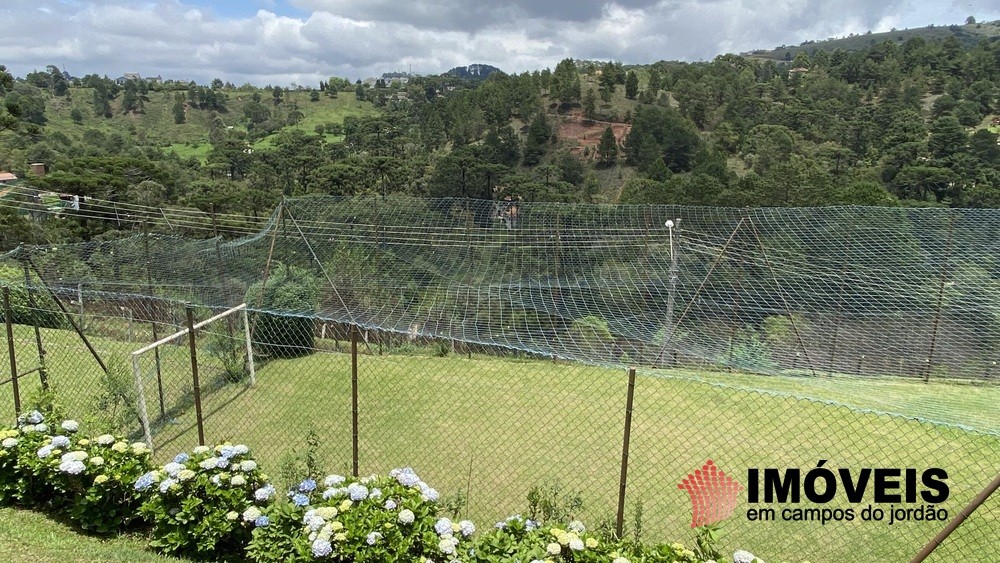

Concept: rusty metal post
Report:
left=3, top=287, right=21, bottom=416
left=924, top=216, right=955, bottom=382
left=616, top=367, right=637, bottom=538
left=21, top=262, right=47, bottom=389
left=351, top=326, right=360, bottom=478
left=910, top=472, right=1000, bottom=562
left=186, top=305, right=206, bottom=446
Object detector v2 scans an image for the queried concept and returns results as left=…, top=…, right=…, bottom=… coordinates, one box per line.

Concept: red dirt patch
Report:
left=556, top=110, right=630, bottom=159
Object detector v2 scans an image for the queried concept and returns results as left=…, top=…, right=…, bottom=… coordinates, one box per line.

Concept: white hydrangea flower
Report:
left=398, top=509, right=415, bottom=524
left=547, top=542, right=561, bottom=555
left=733, top=550, right=762, bottom=563
left=243, top=506, right=262, bottom=522
left=239, top=460, right=257, bottom=472
left=1, top=437, right=17, bottom=448
left=569, top=537, right=585, bottom=551
left=193, top=445, right=210, bottom=455
left=231, top=474, right=246, bottom=486
left=51, top=436, right=71, bottom=448
left=459, top=520, right=475, bottom=537
left=178, top=469, right=197, bottom=481
left=96, top=434, right=115, bottom=446
left=324, top=474, right=346, bottom=487
left=89, top=456, right=104, bottom=466
left=61, top=420, right=79, bottom=432
left=568, top=520, right=586, bottom=533
left=434, top=518, right=453, bottom=536
left=163, top=462, right=184, bottom=477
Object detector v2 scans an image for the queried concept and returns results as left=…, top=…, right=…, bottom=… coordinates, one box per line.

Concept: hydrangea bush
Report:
left=247, top=467, right=474, bottom=562
left=136, top=442, right=271, bottom=559
left=468, top=515, right=702, bottom=563
left=0, top=411, right=153, bottom=533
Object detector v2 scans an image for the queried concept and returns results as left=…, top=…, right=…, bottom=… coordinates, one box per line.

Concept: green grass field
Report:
left=0, top=507, right=186, bottom=562
left=1, top=324, right=997, bottom=562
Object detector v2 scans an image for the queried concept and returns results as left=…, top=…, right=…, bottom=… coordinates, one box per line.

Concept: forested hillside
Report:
left=1, top=22, right=999, bottom=247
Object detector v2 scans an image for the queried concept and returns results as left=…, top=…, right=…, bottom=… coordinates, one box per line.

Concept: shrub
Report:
left=1, top=411, right=152, bottom=532
left=247, top=468, right=473, bottom=562
left=470, top=516, right=703, bottom=562
left=245, top=264, right=318, bottom=358
left=0, top=265, right=64, bottom=328
left=137, top=442, right=273, bottom=559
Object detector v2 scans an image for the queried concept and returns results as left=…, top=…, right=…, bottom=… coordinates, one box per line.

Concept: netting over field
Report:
left=4, top=196, right=999, bottom=432
left=0, top=196, right=998, bottom=562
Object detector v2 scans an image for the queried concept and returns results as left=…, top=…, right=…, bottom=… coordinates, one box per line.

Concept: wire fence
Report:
left=0, top=196, right=998, bottom=561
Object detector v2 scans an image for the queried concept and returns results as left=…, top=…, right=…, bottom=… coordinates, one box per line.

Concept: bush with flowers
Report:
left=468, top=515, right=703, bottom=563
left=136, top=442, right=272, bottom=559
left=0, top=410, right=154, bottom=532
left=246, top=467, right=475, bottom=562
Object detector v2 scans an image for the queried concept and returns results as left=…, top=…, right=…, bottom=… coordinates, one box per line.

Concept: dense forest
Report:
left=1, top=21, right=999, bottom=248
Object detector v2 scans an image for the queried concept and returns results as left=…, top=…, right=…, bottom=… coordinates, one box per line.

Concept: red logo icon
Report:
left=678, top=459, right=744, bottom=528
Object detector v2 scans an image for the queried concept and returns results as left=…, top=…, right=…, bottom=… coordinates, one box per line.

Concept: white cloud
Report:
left=0, top=0, right=996, bottom=85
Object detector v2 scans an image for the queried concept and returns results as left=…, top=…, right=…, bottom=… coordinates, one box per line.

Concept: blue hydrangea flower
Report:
left=292, top=493, right=310, bottom=507
left=299, top=478, right=317, bottom=492
left=219, top=445, right=237, bottom=459
left=216, top=457, right=230, bottom=469
left=254, top=515, right=270, bottom=527
left=347, top=483, right=369, bottom=501
left=134, top=471, right=156, bottom=491
left=173, top=452, right=190, bottom=464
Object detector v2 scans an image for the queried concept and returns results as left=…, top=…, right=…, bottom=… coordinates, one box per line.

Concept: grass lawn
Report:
left=1, top=324, right=998, bottom=562
left=0, top=507, right=185, bottom=562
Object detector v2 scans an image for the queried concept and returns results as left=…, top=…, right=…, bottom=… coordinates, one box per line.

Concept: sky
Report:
left=1, top=0, right=998, bottom=87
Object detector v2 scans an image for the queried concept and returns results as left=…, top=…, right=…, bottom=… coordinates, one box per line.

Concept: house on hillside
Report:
left=116, top=72, right=142, bottom=85
left=788, top=67, right=809, bottom=78
left=0, top=171, right=18, bottom=185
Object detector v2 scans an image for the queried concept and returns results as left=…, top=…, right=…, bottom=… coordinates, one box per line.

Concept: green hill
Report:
left=746, top=20, right=1000, bottom=61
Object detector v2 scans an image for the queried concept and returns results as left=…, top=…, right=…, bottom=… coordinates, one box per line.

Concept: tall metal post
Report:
left=143, top=230, right=166, bottom=416
left=3, top=287, right=21, bottom=416
left=186, top=305, right=206, bottom=446
left=351, top=327, right=360, bottom=477
left=21, top=262, right=47, bottom=389
left=616, top=367, right=637, bottom=538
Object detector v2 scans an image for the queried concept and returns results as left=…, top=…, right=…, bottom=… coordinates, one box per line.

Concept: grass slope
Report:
left=1, top=324, right=998, bottom=561
left=40, top=87, right=378, bottom=164
left=0, top=507, right=185, bottom=562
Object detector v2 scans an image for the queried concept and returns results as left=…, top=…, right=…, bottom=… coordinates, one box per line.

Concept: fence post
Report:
left=3, top=287, right=21, bottom=417
left=351, top=326, right=360, bottom=478
left=616, top=367, right=637, bottom=538
left=143, top=229, right=167, bottom=417
left=924, top=216, right=955, bottom=382
left=186, top=305, right=206, bottom=446
left=21, top=262, right=47, bottom=389
left=242, top=307, right=256, bottom=386
left=130, top=353, right=154, bottom=449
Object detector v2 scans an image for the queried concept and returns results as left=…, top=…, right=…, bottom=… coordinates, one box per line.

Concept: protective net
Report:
left=0, top=195, right=997, bottom=561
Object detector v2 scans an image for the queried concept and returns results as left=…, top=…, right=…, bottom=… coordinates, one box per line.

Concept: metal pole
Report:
left=616, top=367, right=637, bottom=538
left=658, top=219, right=681, bottom=366
left=910, top=472, right=1000, bottom=562
left=351, top=326, right=359, bottom=478
left=143, top=230, right=166, bottom=417
left=924, top=216, right=955, bottom=383
left=3, top=287, right=21, bottom=416
left=242, top=308, right=256, bottom=386
left=186, top=305, right=206, bottom=446
left=131, top=353, right=153, bottom=448
left=21, top=262, right=47, bottom=389
left=25, top=257, right=107, bottom=374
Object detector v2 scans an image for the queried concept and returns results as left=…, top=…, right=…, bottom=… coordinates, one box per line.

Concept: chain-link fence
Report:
left=0, top=197, right=998, bottom=561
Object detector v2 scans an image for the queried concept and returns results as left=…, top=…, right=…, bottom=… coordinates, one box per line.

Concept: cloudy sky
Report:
left=1, top=0, right=997, bottom=86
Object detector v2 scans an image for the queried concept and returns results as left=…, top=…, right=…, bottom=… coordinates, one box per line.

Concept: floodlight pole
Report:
left=658, top=218, right=680, bottom=366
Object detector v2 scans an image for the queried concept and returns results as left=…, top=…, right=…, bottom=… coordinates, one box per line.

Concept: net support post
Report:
left=616, top=367, right=637, bottom=538
left=130, top=352, right=154, bottom=449
left=242, top=307, right=256, bottom=386
left=3, top=286, right=22, bottom=417
left=186, top=305, right=206, bottom=446
left=351, top=326, right=360, bottom=478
